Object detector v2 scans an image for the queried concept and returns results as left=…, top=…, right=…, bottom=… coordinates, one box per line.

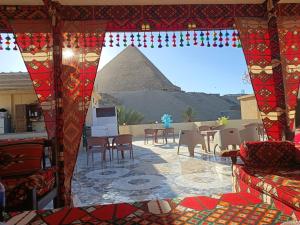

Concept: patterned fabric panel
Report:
left=2, top=167, right=56, bottom=209
left=234, top=173, right=300, bottom=220
left=0, top=143, right=44, bottom=177
left=239, top=141, right=297, bottom=168
left=233, top=164, right=300, bottom=211
left=0, top=138, right=46, bottom=145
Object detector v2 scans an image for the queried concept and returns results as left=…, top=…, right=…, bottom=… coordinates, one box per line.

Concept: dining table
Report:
left=200, top=130, right=218, bottom=152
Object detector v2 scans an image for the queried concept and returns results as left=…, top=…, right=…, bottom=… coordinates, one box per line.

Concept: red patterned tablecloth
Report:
left=5, top=192, right=293, bottom=225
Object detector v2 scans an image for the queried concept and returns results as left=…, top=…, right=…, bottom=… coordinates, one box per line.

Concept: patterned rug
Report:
left=5, top=192, right=293, bottom=225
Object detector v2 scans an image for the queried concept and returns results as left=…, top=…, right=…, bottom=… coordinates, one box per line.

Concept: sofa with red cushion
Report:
left=0, top=138, right=58, bottom=211
left=221, top=141, right=300, bottom=220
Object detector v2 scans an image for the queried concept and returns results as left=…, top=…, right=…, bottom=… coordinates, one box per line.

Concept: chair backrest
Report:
left=211, top=124, right=225, bottom=130
left=214, top=128, right=241, bottom=149
left=179, top=130, right=204, bottom=146
left=198, top=125, right=211, bottom=132
left=144, top=129, right=155, bottom=135
left=239, top=126, right=260, bottom=142
left=0, top=141, right=46, bottom=177
left=113, top=134, right=133, bottom=146
left=87, top=137, right=109, bottom=149
left=164, top=128, right=174, bottom=134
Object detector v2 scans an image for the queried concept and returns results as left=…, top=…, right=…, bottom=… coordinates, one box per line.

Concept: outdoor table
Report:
left=200, top=130, right=218, bottom=152
left=153, top=128, right=166, bottom=143
left=3, top=192, right=294, bottom=224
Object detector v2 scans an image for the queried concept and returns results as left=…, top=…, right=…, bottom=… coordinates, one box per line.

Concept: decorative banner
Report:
left=0, top=30, right=242, bottom=51
left=277, top=17, right=300, bottom=133
left=236, top=18, right=287, bottom=141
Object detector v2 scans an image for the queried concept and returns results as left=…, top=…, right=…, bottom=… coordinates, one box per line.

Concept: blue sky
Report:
left=0, top=32, right=252, bottom=95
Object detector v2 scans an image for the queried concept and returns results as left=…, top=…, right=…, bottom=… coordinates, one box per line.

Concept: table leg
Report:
left=155, top=130, right=158, bottom=143
left=206, top=135, right=211, bottom=152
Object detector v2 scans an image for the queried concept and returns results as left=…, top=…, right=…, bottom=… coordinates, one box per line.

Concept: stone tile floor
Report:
left=72, top=138, right=233, bottom=207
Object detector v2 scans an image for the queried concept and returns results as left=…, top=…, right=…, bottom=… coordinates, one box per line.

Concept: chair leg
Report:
left=177, top=145, right=180, bottom=154
left=173, top=134, right=175, bottom=143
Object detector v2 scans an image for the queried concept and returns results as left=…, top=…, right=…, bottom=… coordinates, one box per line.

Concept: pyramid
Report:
left=97, top=46, right=181, bottom=93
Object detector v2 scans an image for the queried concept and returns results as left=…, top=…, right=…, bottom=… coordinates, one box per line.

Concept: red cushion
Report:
left=0, top=143, right=44, bottom=176
left=234, top=164, right=300, bottom=211
left=239, top=141, right=297, bottom=168
left=2, top=167, right=56, bottom=208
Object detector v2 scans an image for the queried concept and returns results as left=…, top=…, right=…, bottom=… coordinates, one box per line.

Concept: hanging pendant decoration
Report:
left=123, top=33, right=127, bottom=47
left=0, top=33, right=3, bottom=50
left=150, top=32, right=154, bottom=48
left=165, top=32, right=169, bottom=47
left=116, top=33, right=120, bottom=47
left=206, top=31, right=210, bottom=47
left=143, top=32, right=147, bottom=48
left=225, top=30, right=230, bottom=47
left=137, top=32, right=142, bottom=47
left=13, top=34, right=17, bottom=50
left=179, top=32, right=184, bottom=47
left=158, top=32, right=162, bottom=48
left=172, top=33, right=176, bottom=47
left=218, top=31, right=223, bottom=48
left=193, top=31, right=198, bottom=46
left=212, top=31, right=218, bottom=47
left=237, top=31, right=242, bottom=48
left=186, top=31, right=190, bottom=46
left=109, top=32, right=113, bottom=47
left=200, top=31, right=204, bottom=47
left=130, top=33, right=135, bottom=47
left=232, top=31, right=237, bottom=47
left=5, top=34, right=11, bottom=50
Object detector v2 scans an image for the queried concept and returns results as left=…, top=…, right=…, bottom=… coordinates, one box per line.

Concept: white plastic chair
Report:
left=177, top=130, right=207, bottom=157
left=240, top=125, right=260, bottom=143
left=213, top=128, right=241, bottom=154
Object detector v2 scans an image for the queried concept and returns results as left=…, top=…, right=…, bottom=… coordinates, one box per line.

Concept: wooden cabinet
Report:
left=14, top=104, right=42, bottom=133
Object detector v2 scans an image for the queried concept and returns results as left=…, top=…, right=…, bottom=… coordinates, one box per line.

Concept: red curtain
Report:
left=11, top=20, right=106, bottom=206
left=236, top=18, right=286, bottom=141
left=10, top=20, right=56, bottom=139
left=277, top=17, right=300, bottom=133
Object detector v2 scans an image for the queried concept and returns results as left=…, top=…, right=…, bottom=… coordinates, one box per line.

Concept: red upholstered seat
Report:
left=2, top=167, right=56, bottom=208
left=234, top=164, right=300, bottom=211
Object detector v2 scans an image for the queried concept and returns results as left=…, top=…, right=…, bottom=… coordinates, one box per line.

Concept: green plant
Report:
left=217, top=116, right=229, bottom=125
left=117, top=106, right=144, bottom=125
left=182, top=107, right=197, bottom=122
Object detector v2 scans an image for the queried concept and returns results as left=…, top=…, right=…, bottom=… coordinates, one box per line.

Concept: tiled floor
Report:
left=72, top=138, right=233, bottom=207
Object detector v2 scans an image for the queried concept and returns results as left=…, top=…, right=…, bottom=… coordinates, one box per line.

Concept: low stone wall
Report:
left=119, top=119, right=261, bottom=138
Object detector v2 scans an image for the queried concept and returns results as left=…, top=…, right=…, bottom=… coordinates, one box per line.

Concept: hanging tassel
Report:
left=200, top=31, right=204, bottom=47
left=66, top=32, right=71, bottom=48
left=237, top=31, right=242, bottom=48
left=74, top=33, right=79, bottom=48
left=150, top=32, right=154, bottom=48
left=165, top=32, right=169, bottom=47
left=0, top=33, right=3, bottom=50
left=225, top=30, right=229, bottom=47
left=13, top=34, right=17, bottom=50
left=158, top=32, right=162, bottom=48
left=109, top=32, right=113, bottom=47
left=186, top=31, right=190, bottom=46
left=206, top=31, right=210, bottom=47
left=130, top=33, right=134, bottom=47
left=193, top=31, right=198, bottom=46
left=116, top=33, right=120, bottom=47
left=212, top=31, right=217, bottom=47
left=137, top=32, right=142, bottom=47
left=232, top=31, right=237, bottom=47
left=5, top=34, right=11, bottom=50
left=218, top=31, right=223, bottom=48
left=123, top=33, right=127, bottom=47
left=172, top=33, right=176, bottom=47
left=143, top=33, right=147, bottom=48
left=179, top=32, right=184, bottom=47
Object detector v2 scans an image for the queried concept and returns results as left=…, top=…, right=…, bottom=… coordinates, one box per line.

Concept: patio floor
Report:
left=72, top=138, right=233, bottom=207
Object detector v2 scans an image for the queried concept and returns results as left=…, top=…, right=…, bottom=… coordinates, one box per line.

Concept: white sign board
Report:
left=91, top=107, right=119, bottom=137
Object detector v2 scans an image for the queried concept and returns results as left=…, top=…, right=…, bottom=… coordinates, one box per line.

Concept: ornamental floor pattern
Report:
left=72, top=138, right=233, bottom=207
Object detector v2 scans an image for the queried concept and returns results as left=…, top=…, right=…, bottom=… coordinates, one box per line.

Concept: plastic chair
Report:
left=164, top=127, right=175, bottom=143
left=112, top=134, right=133, bottom=162
left=240, top=124, right=260, bottom=142
left=213, top=128, right=241, bottom=154
left=198, top=125, right=211, bottom=132
left=144, top=128, right=156, bottom=144
left=177, top=130, right=207, bottom=157
left=87, top=137, right=111, bottom=166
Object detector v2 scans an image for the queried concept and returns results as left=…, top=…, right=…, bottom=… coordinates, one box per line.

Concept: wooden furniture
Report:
left=15, top=104, right=43, bottom=133
left=86, top=137, right=111, bottom=166
left=144, top=128, right=156, bottom=144
left=163, top=128, right=175, bottom=143
left=0, top=138, right=58, bottom=211
left=153, top=128, right=166, bottom=143
left=112, top=134, right=133, bottom=162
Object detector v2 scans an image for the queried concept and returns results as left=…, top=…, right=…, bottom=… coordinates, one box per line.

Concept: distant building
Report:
left=237, top=94, right=261, bottom=120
